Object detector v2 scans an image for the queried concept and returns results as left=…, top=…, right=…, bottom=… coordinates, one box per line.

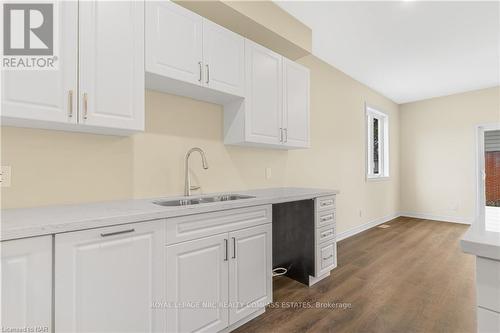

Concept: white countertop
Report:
left=461, top=225, right=500, bottom=261
left=1, top=187, right=338, bottom=241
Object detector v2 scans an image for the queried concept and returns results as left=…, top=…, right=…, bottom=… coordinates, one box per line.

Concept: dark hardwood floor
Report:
left=235, top=217, right=475, bottom=333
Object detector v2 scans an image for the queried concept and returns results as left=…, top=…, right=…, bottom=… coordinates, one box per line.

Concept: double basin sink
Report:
left=153, top=194, right=255, bottom=207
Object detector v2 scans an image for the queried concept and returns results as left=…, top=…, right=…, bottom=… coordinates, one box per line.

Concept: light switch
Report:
left=1, top=166, right=12, bottom=187
left=265, top=167, right=272, bottom=179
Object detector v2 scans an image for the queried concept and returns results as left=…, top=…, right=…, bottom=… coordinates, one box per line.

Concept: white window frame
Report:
left=475, top=122, right=500, bottom=228
left=366, top=105, right=389, bottom=180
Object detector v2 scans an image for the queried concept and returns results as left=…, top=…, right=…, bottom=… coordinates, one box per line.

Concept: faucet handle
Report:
left=190, top=185, right=201, bottom=191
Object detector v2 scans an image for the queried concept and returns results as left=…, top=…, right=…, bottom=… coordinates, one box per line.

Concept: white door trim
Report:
left=475, top=123, right=500, bottom=227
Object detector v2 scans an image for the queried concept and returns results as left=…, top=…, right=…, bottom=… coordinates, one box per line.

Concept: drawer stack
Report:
left=314, top=195, right=337, bottom=277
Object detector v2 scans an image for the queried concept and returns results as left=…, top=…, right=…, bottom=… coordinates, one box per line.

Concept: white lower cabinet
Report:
left=166, top=233, right=229, bottom=333
left=1, top=236, right=52, bottom=332
left=476, top=256, right=500, bottom=332
left=477, top=307, right=500, bottom=333
left=310, top=195, right=337, bottom=285
left=228, top=224, right=272, bottom=324
left=166, top=210, right=272, bottom=333
left=55, top=220, right=166, bottom=333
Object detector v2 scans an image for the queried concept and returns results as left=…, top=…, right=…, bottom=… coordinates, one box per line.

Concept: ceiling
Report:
left=276, top=1, right=499, bottom=104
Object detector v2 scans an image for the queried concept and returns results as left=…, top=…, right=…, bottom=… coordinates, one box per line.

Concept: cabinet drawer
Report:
left=315, top=196, right=335, bottom=211
left=316, top=210, right=335, bottom=228
left=315, top=241, right=336, bottom=277
left=166, top=205, right=272, bottom=245
left=477, top=307, right=500, bottom=333
left=477, top=257, right=500, bottom=312
left=316, top=224, right=335, bottom=244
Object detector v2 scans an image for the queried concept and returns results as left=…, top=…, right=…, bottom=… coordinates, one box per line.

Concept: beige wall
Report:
left=399, top=87, right=500, bottom=223
left=1, top=55, right=400, bottom=235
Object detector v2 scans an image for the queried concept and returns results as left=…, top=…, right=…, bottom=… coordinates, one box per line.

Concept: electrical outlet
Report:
left=1, top=166, right=12, bottom=187
left=265, top=167, right=272, bottom=180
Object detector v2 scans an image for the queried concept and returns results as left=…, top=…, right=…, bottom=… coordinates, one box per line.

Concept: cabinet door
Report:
left=245, top=40, right=283, bottom=145
left=1, top=236, right=52, bottom=332
left=203, top=19, right=244, bottom=96
left=1, top=1, right=77, bottom=124
left=55, top=221, right=165, bottom=333
left=229, top=224, right=272, bottom=324
left=146, top=1, right=203, bottom=86
left=79, top=0, right=144, bottom=131
left=283, top=58, right=310, bottom=148
left=166, top=233, right=229, bottom=333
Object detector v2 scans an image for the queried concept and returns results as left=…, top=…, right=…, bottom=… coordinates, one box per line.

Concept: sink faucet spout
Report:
left=184, top=147, right=209, bottom=196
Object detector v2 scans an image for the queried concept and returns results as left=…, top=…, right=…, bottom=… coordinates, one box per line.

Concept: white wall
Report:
left=399, top=86, right=500, bottom=224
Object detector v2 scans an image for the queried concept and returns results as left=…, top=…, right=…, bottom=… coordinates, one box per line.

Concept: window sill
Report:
left=366, top=176, right=391, bottom=182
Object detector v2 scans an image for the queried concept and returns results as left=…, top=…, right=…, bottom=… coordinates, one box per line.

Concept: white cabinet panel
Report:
left=203, top=19, right=244, bottom=96
left=79, top=0, right=144, bottom=131
left=315, top=241, right=337, bottom=277
left=477, top=256, right=500, bottom=313
left=316, top=195, right=336, bottom=212
left=55, top=221, right=165, bottom=333
left=477, top=307, right=500, bottom=333
left=283, top=58, right=310, bottom=148
left=229, top=224, right=272, bottom=324
left=146, top=1, right=203, bottom=86
left=1, top=236, right=52, bottom=332
left=166, top=233, right=229, bottom=333
left=1, top=1, right=77, bottom=124
left=244, top=40, right=283, bottom=145
left=166, top=205, right=272, bottom=245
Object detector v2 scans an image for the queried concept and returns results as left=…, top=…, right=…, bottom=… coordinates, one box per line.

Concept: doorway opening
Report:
left=477, top=124, right=500, bottom=232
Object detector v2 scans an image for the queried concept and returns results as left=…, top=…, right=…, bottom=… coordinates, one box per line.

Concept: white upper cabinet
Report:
left=244, top=40, right=283, bottom=146
left=1, top=236, right=52, bottom=332
left=224, top=40, right=310, bottom=149
left=145, top=1, right=245, bottom=103
left=145, top=1, right=203, bottom=85
left=1, top=1, right=145, bottom=135
left=203, top=19, right=245, bottom=96
left=283, top=58, right=310, bottom=148
left=55, top=221, right=165, bottom=333
left=79, top=0, right=144, bottom=131
left=1, top=1, right=78, bottom=125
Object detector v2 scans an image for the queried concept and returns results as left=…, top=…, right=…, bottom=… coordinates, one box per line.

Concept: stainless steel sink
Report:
left=153, top=194, right=255, bottom=207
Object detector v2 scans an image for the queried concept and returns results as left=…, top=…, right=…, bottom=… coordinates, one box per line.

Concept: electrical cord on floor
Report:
left=272, top=264, right=292, bottom=277
left=272, top=267, right=287, bottom=277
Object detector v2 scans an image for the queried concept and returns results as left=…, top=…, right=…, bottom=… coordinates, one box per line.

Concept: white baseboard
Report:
left=336, top=212, right=400, bottom=241
left=399, top=211, right=472, bottom=225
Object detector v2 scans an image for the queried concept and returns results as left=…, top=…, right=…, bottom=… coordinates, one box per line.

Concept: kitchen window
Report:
left=366, top=106, right=389, bottom=179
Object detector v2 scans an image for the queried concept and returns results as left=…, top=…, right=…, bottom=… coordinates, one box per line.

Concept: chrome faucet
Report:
left=184, top=147, right=209, bottom=196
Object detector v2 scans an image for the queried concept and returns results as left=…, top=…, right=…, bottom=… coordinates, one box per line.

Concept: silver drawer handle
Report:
left=100, top=228, right=135, bottom=237
left=224, top=239, right=228, bottom=261
left=68, top=90, right=73, bottom=117
left=320, top=214, right=333, bottom=222
left=321, top=231, right=334, bottom=238
left=320, top=200, right=333, bottom=207
left=83, top=92, right=88, bottom=120
left=323, top=254, right=334, bottom=260
left=198, top=61, right=202, bottom=82
left=232, top=237, right=236, bottom=259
